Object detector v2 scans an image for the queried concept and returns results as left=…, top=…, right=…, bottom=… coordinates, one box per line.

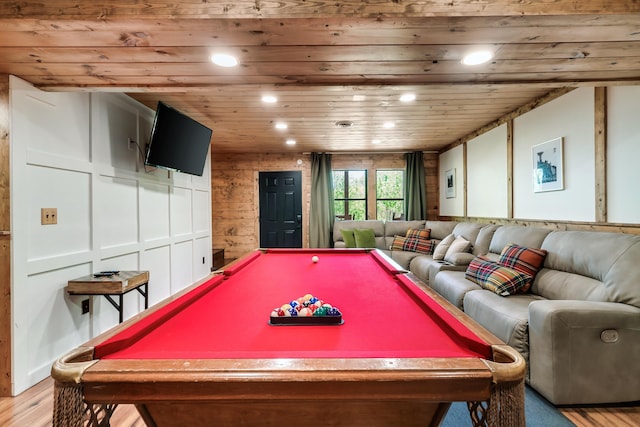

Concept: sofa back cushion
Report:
left=488, top=225, right=552, bottom=255
left=451, top=222, right=483, bottom=248
left=425, top=221, right=457, bottom=240
left=333, top=220, right=385, bottom=249
left=535, top=231, right=640, bottom=307
left=473, top=224, right=501, bottom=256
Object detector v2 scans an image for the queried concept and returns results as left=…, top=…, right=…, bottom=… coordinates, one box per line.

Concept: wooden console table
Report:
left=66, top=271, right=149, bottom=323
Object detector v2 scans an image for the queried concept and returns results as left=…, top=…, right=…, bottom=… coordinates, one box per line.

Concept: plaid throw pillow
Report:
left=405, top=228, right=431, bottom=240
left=390, top=235, right=435, bottom=255
left=465, top=256, right=496, bottom=285
left=484, top=266, right=533, bottom=296
left=465, top=256, right=533, bottom=296
left=498, top=244, right=548, bottom=292
left=390, top=236, right=407, bottom=251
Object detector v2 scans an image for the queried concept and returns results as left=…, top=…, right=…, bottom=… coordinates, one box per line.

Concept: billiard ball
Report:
left=311, top=256, right=319, bottom=263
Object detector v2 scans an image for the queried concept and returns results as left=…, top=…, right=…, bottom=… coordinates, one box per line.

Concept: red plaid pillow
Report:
left=390, top=236, right=407, bottom=251
left=390, top=235, right=435, bottom=255
left=498, top=244, right=548, bottom=292
left=405, top=228, right=431, bottom=240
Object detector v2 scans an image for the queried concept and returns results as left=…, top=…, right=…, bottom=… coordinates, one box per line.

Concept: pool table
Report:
left=52, top=249, right=525, bottom=427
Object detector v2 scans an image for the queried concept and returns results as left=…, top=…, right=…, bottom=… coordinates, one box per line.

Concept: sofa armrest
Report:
left=528, top=300, right=640, bottom=405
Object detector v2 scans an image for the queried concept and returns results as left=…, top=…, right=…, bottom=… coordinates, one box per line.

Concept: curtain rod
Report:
left=302, top=151, right=438, bottom=155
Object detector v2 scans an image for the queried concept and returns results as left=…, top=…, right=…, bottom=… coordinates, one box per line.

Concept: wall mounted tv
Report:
left=145, top=101, right=213, bottom=176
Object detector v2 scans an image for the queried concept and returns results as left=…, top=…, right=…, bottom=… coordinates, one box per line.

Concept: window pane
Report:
left=333, top=171, right=345, bottom=199
left=377, top=170, right=404, bottom=198
left=377, top=200, right=404, bottom=220
left=349, top=200, right=366, bottom=220
left=334, top=200, right=345, bottom=216
left=348, top=170, right=366, bottom=199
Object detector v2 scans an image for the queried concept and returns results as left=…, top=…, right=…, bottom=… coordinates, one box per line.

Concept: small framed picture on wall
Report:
left=532, top=137, right=564, bottom=193
left=445, top=168, right=456, bottom=198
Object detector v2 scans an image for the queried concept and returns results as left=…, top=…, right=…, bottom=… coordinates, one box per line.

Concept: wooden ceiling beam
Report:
left=1, top=0, right=639, bottom=19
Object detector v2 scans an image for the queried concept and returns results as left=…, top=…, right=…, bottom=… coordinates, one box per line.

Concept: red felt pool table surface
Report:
left=52, top=249, right=525, bottom=427
left=96, top=248, right=490, bottom=360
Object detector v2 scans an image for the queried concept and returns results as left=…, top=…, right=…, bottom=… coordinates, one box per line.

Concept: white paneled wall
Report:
left=440, top=86, right=640, bottom=226
left=439, top=145, right=465, bottom=216
left=10, top=77, right=212, bottom=394
left=513, top=88, right=595, bottom=221
left=466, top=124, right=508, bottom=218
left=607, top=87, right=640, bottom=223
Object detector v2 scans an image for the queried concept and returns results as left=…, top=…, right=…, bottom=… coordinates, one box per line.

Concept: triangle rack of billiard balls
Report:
left=269, top=294, right=343, bottom=326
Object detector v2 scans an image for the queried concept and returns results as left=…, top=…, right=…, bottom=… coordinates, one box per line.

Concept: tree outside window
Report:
left=333, top=170, right=367, bottom=220
left=376, top=170, right=404, bottom=220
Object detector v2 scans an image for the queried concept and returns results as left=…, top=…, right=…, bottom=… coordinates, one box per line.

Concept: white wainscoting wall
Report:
left=10, top=76, right=212, bottom=394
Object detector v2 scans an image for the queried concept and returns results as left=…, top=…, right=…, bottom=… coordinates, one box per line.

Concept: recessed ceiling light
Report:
left=262, top=95, right=277, bottom=103
left=352, top=95, right=366, bottom=101
left=275, top=122, right=288, bottom=130
left=335, top=120, right=355, bottom=128
left=400, top=93, right=416, bottom=102
left=210, top=53, right=238, bottom=67
left=286, top=139, right=296, bottom=145
left=383, top=121, right=395, bottom=129
left=372, top=139, right=382, bottom=144
left=461, top=50, right=493, bottom=66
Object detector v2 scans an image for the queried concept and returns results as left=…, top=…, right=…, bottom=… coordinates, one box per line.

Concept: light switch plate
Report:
left=41, top=208, right=58, bottom=225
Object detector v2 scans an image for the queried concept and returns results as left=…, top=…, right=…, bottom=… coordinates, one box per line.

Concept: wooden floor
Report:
left=1, top=377, right=638, bottom=426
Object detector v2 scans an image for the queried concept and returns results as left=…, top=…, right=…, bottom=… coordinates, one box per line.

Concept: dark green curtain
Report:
left=309, top=153, right=335, bottom=247
left=404, top=151, right=427, bottom=220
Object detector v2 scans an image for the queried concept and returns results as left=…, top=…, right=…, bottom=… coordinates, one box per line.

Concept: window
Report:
left=376, top=170, right=404, bottom=220
left=333, top=170, right=367, bottom=220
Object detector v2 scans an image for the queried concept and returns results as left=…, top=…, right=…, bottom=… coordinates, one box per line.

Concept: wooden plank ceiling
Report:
left=1, top=1, right=639, bottom=153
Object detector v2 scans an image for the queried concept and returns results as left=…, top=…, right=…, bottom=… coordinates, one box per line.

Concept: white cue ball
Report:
left=311, top=255, right=319, bottom=263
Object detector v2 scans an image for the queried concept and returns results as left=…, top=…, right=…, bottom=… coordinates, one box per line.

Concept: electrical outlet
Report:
left=128, top=137, right=136, bottom=151
left=41, top=208, right=58, bottom=225
left=82, top=299, right=90, bottom=314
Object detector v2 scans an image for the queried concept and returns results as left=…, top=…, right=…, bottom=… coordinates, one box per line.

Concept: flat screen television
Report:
left=145, top=101, right=213, bottom=176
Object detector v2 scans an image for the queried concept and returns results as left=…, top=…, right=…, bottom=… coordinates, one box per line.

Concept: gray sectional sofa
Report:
left=332, top=219, right=640, bottom=405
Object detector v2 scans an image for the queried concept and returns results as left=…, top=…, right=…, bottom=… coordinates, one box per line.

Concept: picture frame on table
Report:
left=445, top=168, right=456, bottom=198
left=532, top=137, right=564, bottom=193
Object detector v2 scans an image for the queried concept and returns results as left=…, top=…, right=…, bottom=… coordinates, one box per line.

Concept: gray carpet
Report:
left=442, top=386, right=576, bottom=426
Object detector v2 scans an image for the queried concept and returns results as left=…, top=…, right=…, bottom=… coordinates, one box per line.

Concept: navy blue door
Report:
left=259, top=171, right=302, bottom=248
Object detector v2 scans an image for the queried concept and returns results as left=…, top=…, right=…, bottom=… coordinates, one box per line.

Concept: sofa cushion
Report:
left=451, top=222, right=484, bottom=251
left=340, top=229, right=356, bottom=248
left=433, top=234, right=455, bottom=260
left=425, top=221, right=457, bottom=240
left=539, top=231, right=640, bottom=307
left=353, top=228, right=376, bottom=248
left=488, top=225, right=552, bottom=255
left=498, top=244, right=547, bottom=292
left=472, top=224, right=501, bottom=256
left=465, top=256, right=533, bottom=296
left=389, top=250, right=419, bottom=270
left=430, top=270, right=482, bottom=310
left=463, top=291, right=544, bottom=363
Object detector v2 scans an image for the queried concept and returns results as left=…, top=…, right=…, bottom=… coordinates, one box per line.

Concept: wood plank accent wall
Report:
left=211, top=153, right=310, bottom=260
left=211, top=152, right=439, bottom=260
left=0, top=74, right=11, bottom=396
